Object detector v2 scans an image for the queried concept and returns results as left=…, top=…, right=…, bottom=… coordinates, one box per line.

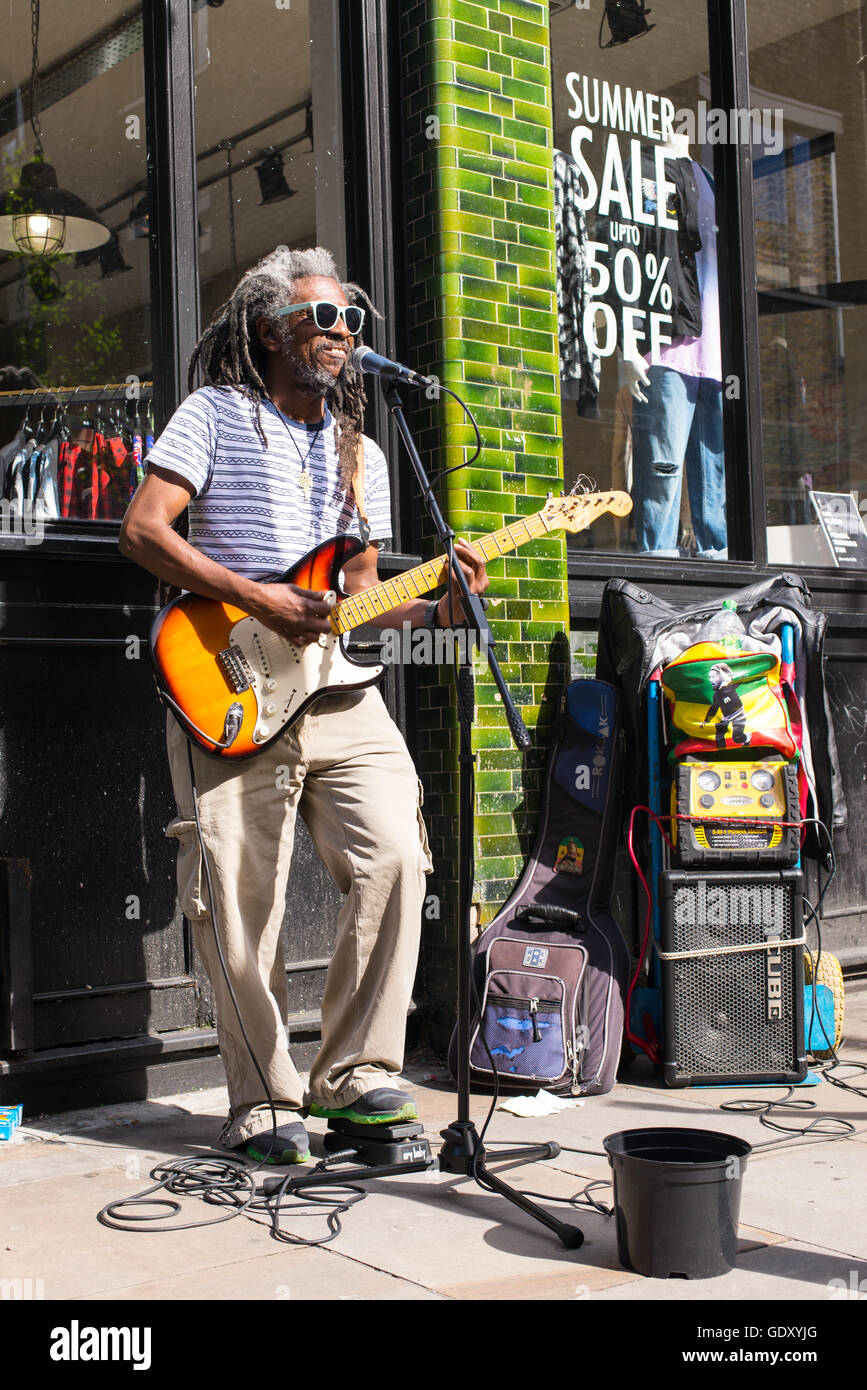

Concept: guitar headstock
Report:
left=541, top=490, right=633, bottom=533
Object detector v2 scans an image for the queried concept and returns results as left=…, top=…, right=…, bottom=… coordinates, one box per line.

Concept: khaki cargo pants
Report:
left=166, top=686, right=433, bottom=1150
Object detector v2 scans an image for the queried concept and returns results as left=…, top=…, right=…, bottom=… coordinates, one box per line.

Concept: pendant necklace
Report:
left=273, top=404, right=324, bottom=501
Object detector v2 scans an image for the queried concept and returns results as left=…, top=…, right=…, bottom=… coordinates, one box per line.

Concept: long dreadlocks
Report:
left=187, top=246, right=377, bottom=491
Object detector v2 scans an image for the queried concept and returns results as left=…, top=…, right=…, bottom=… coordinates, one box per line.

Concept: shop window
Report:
left=550, top=2, right=735, bottom=560
left=0, top=2, right=156, bottom=530
left=191, top=2, right=342, bottom=332
left=748, top=1, right=867, bottom=572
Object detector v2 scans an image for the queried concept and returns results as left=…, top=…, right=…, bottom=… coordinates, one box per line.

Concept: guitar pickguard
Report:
left=227, top=616, right=383, bottom=747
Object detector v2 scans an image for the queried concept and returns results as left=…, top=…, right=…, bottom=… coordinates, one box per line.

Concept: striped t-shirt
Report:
left=145, top=385, right=392, bottom=580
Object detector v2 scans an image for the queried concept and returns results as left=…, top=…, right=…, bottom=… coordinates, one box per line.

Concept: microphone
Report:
left=350, top=345, right=433, bottom=388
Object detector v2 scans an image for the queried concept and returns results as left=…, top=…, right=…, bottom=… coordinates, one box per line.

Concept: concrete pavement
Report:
left=2, top=982, right=865, bottom=1305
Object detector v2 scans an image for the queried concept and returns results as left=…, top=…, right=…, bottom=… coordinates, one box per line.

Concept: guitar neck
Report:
left=331, top=509, right=553, bottom=634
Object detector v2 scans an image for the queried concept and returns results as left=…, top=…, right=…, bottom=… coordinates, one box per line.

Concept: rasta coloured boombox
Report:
left=670, top=756, right=801, bottom=867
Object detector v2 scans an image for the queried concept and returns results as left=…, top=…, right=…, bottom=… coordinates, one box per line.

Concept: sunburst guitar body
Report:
left=150, top=490, right=632, bottom=758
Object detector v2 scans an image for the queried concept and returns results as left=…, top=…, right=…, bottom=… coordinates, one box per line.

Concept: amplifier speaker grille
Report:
left=660, top=870, right=806, bottom=1086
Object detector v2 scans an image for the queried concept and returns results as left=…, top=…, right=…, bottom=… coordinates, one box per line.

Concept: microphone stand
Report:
left=261, top=378, right=582, bottom=1250
left=381, top=379, right=583, bottom=1248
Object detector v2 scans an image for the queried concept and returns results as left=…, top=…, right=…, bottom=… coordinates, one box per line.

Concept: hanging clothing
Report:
left=647, top=163, right=720, bottom=380
left=602, top=146, right=705, bottom=349
left=32, top=438, right=60, bottom=521
left=554, top=148, right=601, bottom=419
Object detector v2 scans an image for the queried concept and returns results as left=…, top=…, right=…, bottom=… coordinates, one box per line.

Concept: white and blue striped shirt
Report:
left=145, top=386, right=392, bottom=579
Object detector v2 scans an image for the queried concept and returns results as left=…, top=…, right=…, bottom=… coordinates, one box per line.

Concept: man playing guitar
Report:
left=120, top=246, right=489, bottom=1164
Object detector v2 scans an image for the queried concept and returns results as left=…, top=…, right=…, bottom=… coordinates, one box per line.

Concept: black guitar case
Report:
left=449, top=679, right=630, bottom=1097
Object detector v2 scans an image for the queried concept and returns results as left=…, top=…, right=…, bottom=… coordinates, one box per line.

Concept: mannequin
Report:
left=622, top=130, right=691, bottom=404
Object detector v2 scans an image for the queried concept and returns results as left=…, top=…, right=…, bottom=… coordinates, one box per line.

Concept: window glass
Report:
left=748, top=1, right=867, bottom=570
left=0, top=2, right=155, bottom=529
left=551, top=2, right=733, bottom=559
left=192, top=1, right=337, bottom=328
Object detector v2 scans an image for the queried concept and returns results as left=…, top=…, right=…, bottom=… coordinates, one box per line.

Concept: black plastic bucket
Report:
left=603, top=1127, right=752, bottom=1279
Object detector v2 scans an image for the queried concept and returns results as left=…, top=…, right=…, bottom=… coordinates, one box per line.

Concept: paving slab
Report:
left=78, top=1248, right=443, bottom=1301
left=0, top=1135, right=119, bottom=1186
left=0, top=1167, right=368, bottom=1301
left=594, top=1239, right=867, bottom=1301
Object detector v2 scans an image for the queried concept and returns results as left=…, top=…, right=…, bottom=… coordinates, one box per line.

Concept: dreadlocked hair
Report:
left=187, top=245, right=379, bottom=492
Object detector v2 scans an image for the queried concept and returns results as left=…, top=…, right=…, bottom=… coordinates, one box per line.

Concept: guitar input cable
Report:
left=97, top=739, right=369, bottom=1243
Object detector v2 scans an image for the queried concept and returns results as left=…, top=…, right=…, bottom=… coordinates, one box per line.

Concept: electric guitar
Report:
left=150, top=489, right=632, bottom=758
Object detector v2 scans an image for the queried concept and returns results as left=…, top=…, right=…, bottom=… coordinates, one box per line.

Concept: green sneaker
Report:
left=246, top=1120, right=310, bottom=1164
left=308, top=1087, right=418, bottom=1125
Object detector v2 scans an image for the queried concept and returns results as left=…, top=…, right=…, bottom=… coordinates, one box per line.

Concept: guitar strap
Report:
left=351, top=434, right=371, bottom=550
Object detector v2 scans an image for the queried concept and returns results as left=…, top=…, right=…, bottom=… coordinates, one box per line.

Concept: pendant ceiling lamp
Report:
left=0, top=0, right=110, bottom=257
left=254, top=151, right=296, bottom=205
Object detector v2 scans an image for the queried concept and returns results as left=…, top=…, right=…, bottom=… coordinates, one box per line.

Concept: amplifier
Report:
left=671, top=757, right=800, bottom=867
left=659, top=869, right=806, bottom=1087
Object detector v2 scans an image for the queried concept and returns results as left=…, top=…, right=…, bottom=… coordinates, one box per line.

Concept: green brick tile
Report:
left=509, top=242, right=552, bottom=271
left=452, top=19, right=497, bottom=49
left=501, top=75, right=548, bottom=106
left=497, top=0, right=547, bottom=19
left=512, top=98, right=552, bottom=128
left=488, top=92, right=516, bottom=121
left=446, top=126, right=493, bottom=155
left=516, top=223, right=554, bottom=251
left=486, top=10, right=512, bottom=35
left=444, top=209, right=494, bottom=238
left=518, top=579, right=564, bottom=602
left=492, top=217, right=517, bottom=241
left=460, top=236, right=508, bottom=264
left=459, top=151, right=506, bottom=178
left=490, top=135, right=518, bottom=160
left=505, top=198, right=549, bottom=227
left=499, top=36, right=546, bottom=65
left=510, top=139, right=552, bottom=170
left=455, top=318, right=510, bottom=345
left=453, top=106, right=501, bottom=137
left=487, top=51, right=513, bottom=76
left=458, top=188, right=507, bottom=218
left=448, top=0, right=492, bottom=21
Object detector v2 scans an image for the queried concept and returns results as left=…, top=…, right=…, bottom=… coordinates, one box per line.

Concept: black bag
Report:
left=449, top=679, right=630, bottom=1097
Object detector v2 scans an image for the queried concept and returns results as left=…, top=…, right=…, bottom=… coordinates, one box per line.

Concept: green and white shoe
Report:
left=308, top=1088, right=418, bottom=1125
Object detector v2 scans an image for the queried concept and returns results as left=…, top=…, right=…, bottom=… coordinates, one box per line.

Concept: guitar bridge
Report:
left=217, top=644, right=253, bottom=693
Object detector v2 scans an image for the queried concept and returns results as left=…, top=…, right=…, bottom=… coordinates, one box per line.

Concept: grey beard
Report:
left=286, top=345, right=347, bottom=396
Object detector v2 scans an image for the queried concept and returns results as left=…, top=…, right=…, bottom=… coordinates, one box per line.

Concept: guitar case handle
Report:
left=514, top=904, right=585, bottom=930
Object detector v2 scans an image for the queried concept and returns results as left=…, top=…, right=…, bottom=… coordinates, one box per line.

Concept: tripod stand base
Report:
left=439, top=1121, right=584, bottom=1249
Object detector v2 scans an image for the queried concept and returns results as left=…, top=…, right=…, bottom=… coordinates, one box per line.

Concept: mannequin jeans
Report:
left=632, top=366, right=726, bottom=556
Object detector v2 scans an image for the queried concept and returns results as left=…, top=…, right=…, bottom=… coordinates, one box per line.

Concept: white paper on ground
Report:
left=497, top=1090, right=585, bottom=1117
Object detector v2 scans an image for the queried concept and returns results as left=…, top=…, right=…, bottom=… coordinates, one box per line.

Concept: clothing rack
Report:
left=0, top=382, right=153, bottom=409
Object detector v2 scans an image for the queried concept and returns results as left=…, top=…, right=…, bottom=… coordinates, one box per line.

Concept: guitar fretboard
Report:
left=331, top=508, right=554, bottom=634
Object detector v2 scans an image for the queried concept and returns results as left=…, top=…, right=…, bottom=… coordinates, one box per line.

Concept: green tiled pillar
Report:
left=400, top=0, right=570, bottom=1051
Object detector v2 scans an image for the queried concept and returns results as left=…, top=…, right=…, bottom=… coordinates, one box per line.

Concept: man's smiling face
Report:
left=275, top=275, right=354, bottom=395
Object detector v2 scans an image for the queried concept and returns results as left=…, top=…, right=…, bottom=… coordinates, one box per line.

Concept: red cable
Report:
left=624, top=804, right=673, bottom=1064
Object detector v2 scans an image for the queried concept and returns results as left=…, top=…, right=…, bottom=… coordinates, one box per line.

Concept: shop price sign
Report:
left=564, top=74, right=682, bottom=362
left=809, top=491, right=867, bottom=568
